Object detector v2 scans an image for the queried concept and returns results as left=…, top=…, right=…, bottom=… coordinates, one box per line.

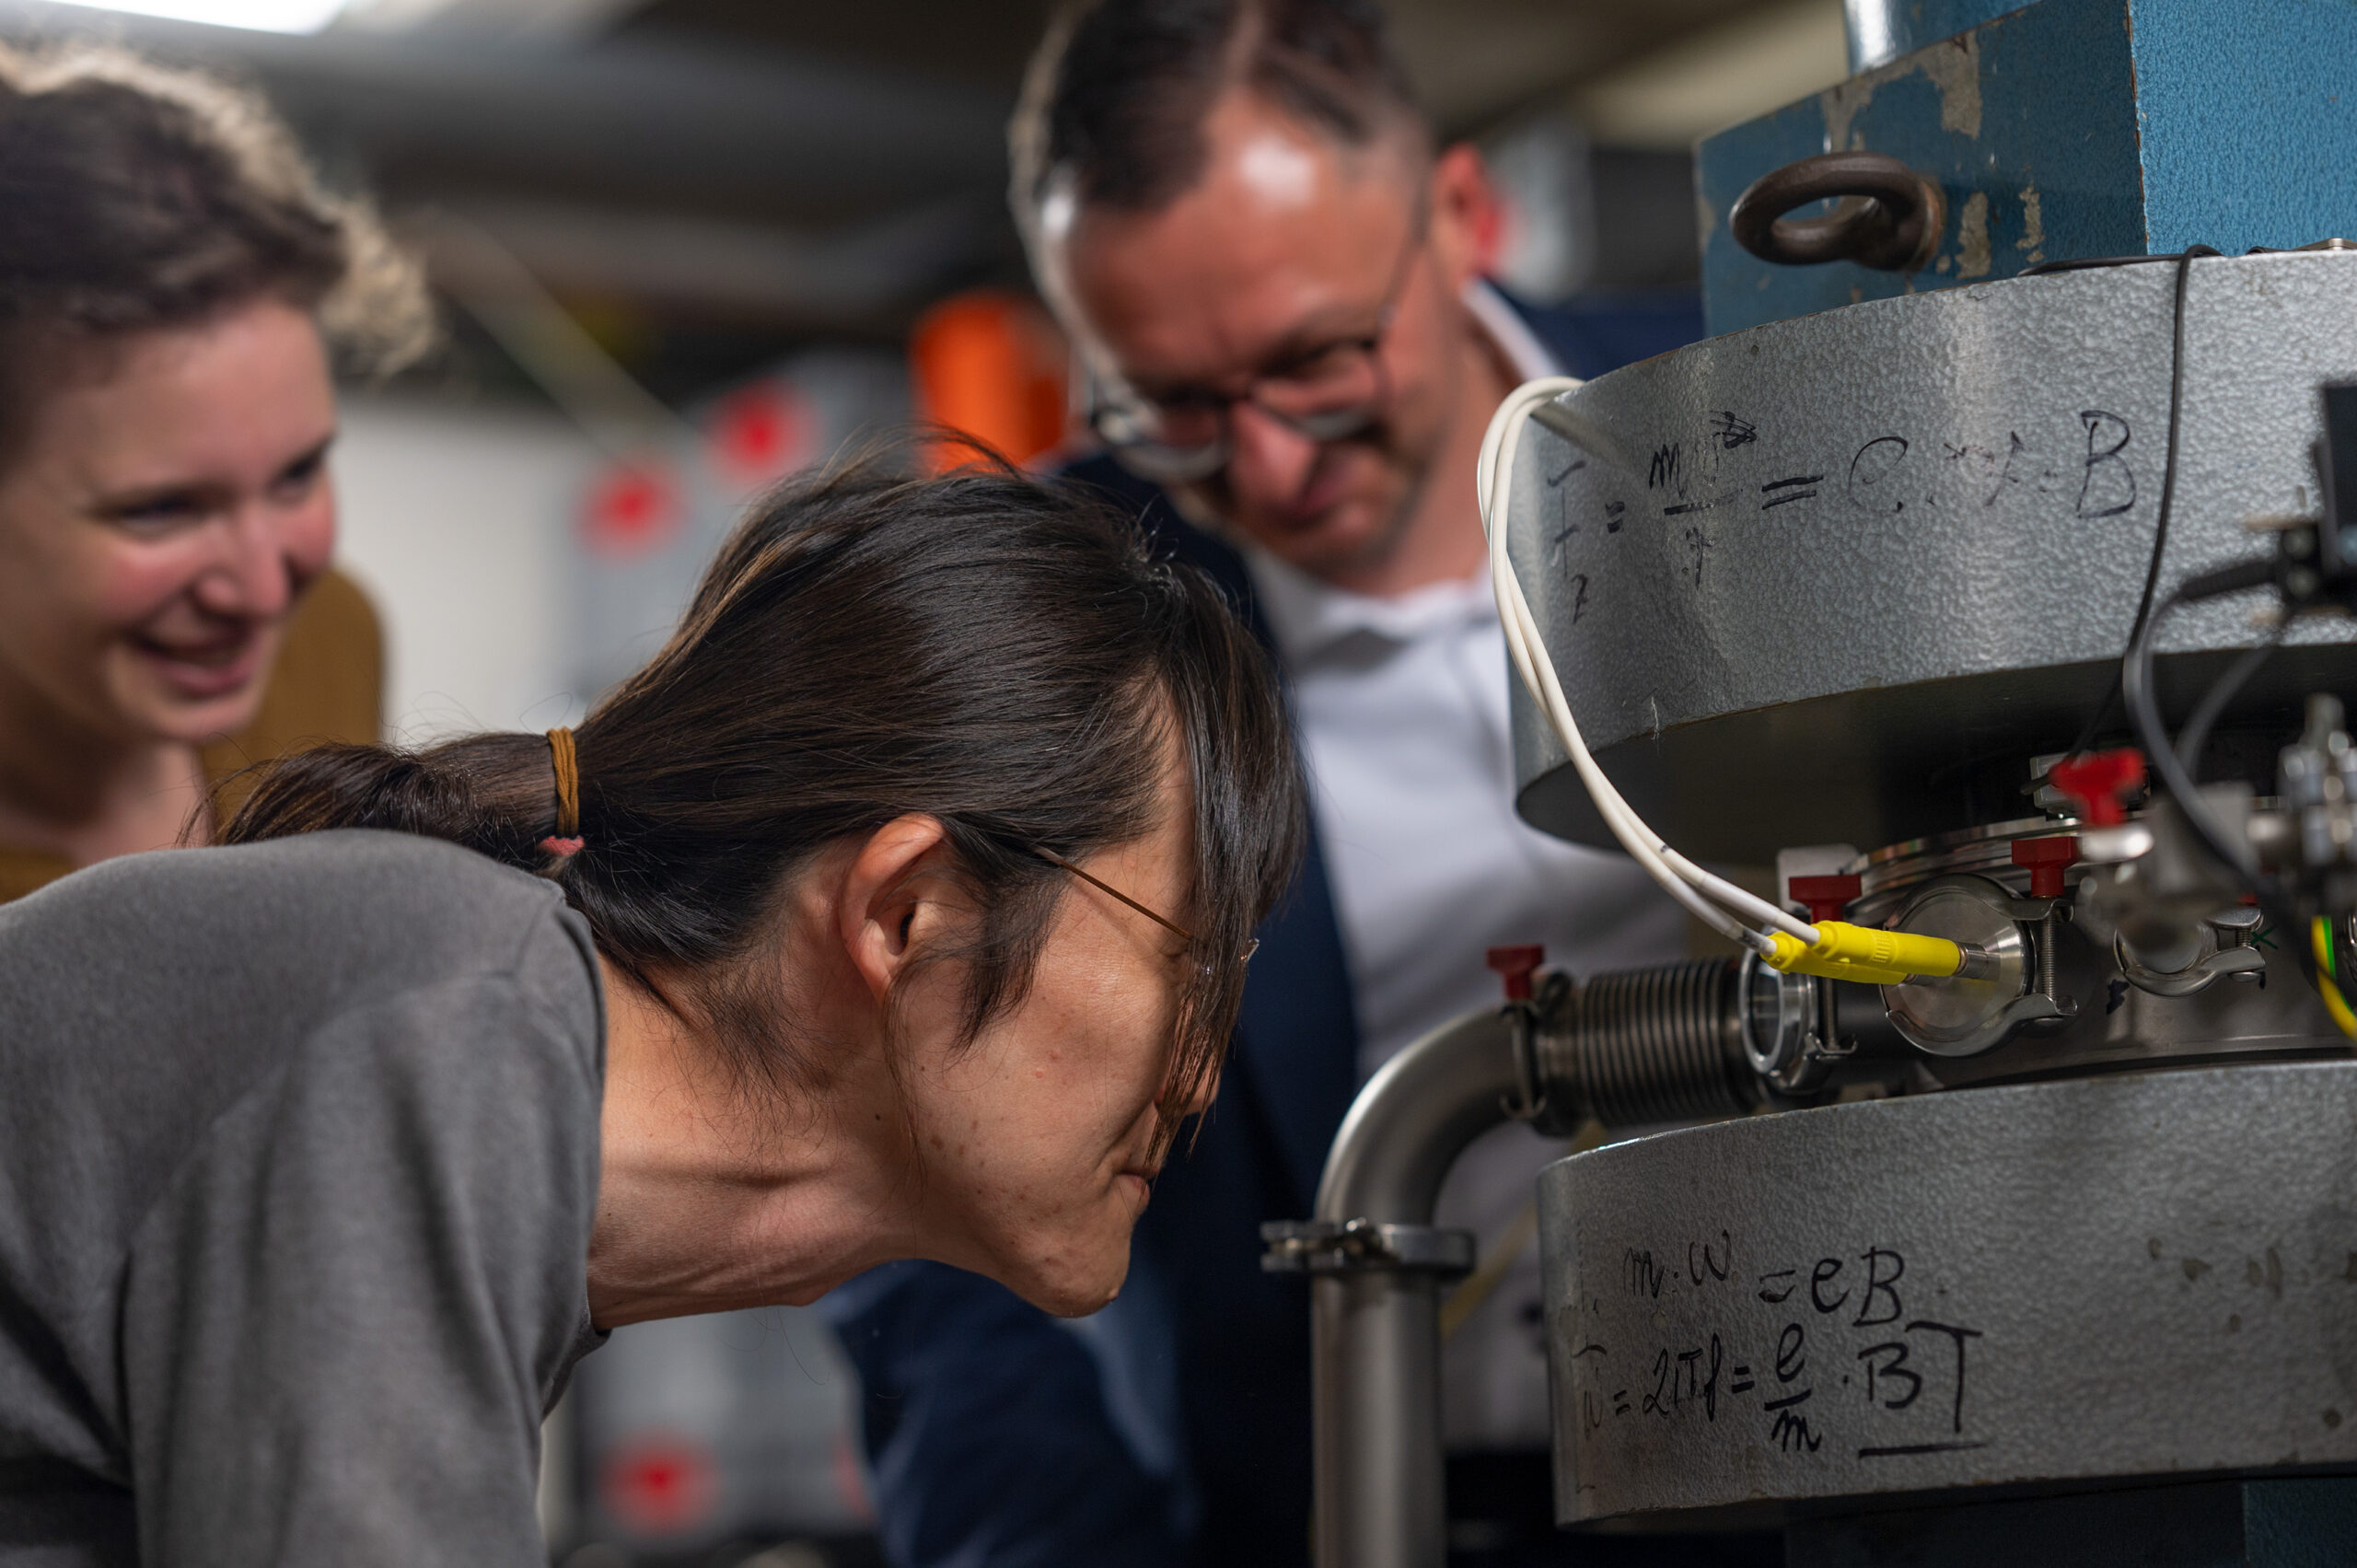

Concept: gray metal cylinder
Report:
left=1538, top=1060, right=2357, bottom=1527
left=1504, top=250, right=2357, bottom=862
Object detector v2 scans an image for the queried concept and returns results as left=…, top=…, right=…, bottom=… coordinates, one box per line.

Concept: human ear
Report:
left=1429, top=141, right=1504, bottom=288
left=839, top=813, right=957, bottom=1003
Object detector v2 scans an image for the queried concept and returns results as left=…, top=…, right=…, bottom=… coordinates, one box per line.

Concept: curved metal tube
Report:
left=1310, top=1005, right=1519, bottom=1568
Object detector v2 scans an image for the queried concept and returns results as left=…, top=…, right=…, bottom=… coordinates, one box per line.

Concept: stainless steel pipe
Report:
left=1303, top=1006, right=1519, bottom=1568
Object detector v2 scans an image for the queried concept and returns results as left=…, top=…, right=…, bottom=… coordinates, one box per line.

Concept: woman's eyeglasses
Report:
left=1033, top=848, right=1260, bottom=977
left=1086, top=182, right=1432, bottom=486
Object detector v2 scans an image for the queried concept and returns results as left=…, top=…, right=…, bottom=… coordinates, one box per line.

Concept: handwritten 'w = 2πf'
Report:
left=1761, top=475, right=1824, bottom=508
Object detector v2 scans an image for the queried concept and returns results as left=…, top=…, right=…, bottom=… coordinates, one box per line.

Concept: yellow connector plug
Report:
left=1765, top=921, right=1966, bottom=987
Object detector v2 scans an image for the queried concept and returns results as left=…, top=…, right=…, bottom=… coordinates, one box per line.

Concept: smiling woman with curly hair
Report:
left=0, top=42, right=434, bottom=901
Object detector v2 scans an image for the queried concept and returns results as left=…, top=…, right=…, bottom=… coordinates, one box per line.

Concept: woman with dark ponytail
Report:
left=0, top=451, right=1304, bottom=1564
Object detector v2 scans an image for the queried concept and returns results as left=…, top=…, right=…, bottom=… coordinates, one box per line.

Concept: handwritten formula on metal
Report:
left=1562, top=1230, right=1987, bottom=1468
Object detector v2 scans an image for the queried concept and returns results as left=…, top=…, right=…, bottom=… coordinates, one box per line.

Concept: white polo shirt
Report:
left=1241, top=285, right=1687, bottom=1449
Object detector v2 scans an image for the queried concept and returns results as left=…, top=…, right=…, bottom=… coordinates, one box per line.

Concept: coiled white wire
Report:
left=1476, top=377, right=1818, bottom=956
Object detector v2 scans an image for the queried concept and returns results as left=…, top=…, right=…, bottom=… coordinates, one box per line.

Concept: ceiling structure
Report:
left=613, top=0, right=1833, bottom=141
left=0, top=0, right=1847, bottom=399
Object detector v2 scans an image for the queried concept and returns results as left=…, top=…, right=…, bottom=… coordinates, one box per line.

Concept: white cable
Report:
left=1476, top=383, right=1755, bottom=947
left=1483, top=389, right=1814, bottom=949
left=1481, top=393, right=1783, bottom=949
left=1478, top=377, right=1819, bottom=952
left=1482, top=389, right=1805, bottom=948
left=1480, top=429, right=1762, bottom=943
left=1475, top=384, right=1666, bottom=868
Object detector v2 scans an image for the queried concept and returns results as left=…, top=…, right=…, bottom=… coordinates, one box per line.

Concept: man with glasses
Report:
left=822, top=3, right=1736, bottom=1564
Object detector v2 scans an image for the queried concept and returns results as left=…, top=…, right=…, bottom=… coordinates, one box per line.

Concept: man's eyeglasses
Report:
left=1086, top=183, right=1432, bottom=487
left=1034, top=848, right=1260, bottom=977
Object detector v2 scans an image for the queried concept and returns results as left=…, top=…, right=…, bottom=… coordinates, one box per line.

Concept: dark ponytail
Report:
left=225, top=448, right=1305, bottom=1144
left=222, top=733, right=565, bottom=867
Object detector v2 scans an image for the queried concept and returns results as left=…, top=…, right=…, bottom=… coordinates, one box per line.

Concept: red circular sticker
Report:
left=580, top=460, right=683, bottom=560
left=707, top=379, right=813, bottom=491
left=601, top=1432, right=716, bottom=1535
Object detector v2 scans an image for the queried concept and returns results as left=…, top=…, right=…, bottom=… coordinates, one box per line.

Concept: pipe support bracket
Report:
left=1260, top=1218, right=1476, bottom=1277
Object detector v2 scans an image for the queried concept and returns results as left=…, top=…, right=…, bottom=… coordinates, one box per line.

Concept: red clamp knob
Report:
left=2010, top=835, right=2082, bottom=899
left=2047, top=749, right=2146, bottom=828
left=1486, top=945, right=1545, bottom=1002
left=1787, top=873, right=1862, bottom=924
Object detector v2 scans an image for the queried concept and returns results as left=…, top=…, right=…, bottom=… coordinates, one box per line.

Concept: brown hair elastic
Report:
left=540, top=726, right=583, bottom=857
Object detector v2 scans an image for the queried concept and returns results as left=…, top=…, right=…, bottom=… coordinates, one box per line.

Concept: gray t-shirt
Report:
left=0, top=830, right=609, bottom=1566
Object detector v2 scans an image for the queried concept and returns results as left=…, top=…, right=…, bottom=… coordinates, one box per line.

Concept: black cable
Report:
left=2124, top=592, right=2247, bottom=870
left=2175, top=621, right=2288, bottom=777
left=2046, top=245, right=2223, bottom=774
left=2134, top=249, right=2222, bottom=668
left=2124, top=588, right=2317, bottom=983
left=2018, top=252, right=2189, bottom=276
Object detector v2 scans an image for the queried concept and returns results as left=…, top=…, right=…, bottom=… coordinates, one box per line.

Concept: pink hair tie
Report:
left=539, top=835, right=586, bottom=858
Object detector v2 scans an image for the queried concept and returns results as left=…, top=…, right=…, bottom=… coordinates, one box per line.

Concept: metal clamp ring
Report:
left=2113, top=931, right=2270, bottom=997
left=1729, top=151, right=1946, bottom=273
left=1260, top=1218, right=1477, bottom=1278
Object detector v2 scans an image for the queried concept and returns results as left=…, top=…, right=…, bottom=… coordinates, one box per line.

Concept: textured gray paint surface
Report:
left=1538, top=1061, right=2357, bottom=1525
left=1507, top=250, right=2357, bottom=856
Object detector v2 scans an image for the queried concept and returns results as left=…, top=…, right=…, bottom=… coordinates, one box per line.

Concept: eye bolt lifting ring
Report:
left=1730, top=151, right=1947, bottom=273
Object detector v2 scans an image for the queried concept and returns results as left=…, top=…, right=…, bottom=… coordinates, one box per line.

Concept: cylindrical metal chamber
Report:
left=1537, top=1061, right=2357, bottom=1528
left=1504, top=250, right=2357, bottom=863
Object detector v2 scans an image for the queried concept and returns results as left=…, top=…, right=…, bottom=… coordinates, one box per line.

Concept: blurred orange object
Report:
left=910, top=290, right=1072, bottom=470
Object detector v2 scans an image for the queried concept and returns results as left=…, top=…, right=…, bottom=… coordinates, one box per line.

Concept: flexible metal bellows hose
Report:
left=1541, top=958, right=1760, bottom=1127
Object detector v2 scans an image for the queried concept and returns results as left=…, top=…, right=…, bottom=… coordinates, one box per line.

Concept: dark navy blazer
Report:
left=820, top=290, right=1705, bottom=1568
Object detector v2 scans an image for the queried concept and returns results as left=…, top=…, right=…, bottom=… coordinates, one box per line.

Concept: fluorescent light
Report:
left=42, top=0, right=344, bottom=33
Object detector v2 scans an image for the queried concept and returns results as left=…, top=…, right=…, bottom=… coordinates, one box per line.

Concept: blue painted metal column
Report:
left=1699, top=0, right=2357, bottom=335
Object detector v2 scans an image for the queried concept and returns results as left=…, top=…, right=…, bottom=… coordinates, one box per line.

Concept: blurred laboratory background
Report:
left=0, top=0, right=1849, bottom=1560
